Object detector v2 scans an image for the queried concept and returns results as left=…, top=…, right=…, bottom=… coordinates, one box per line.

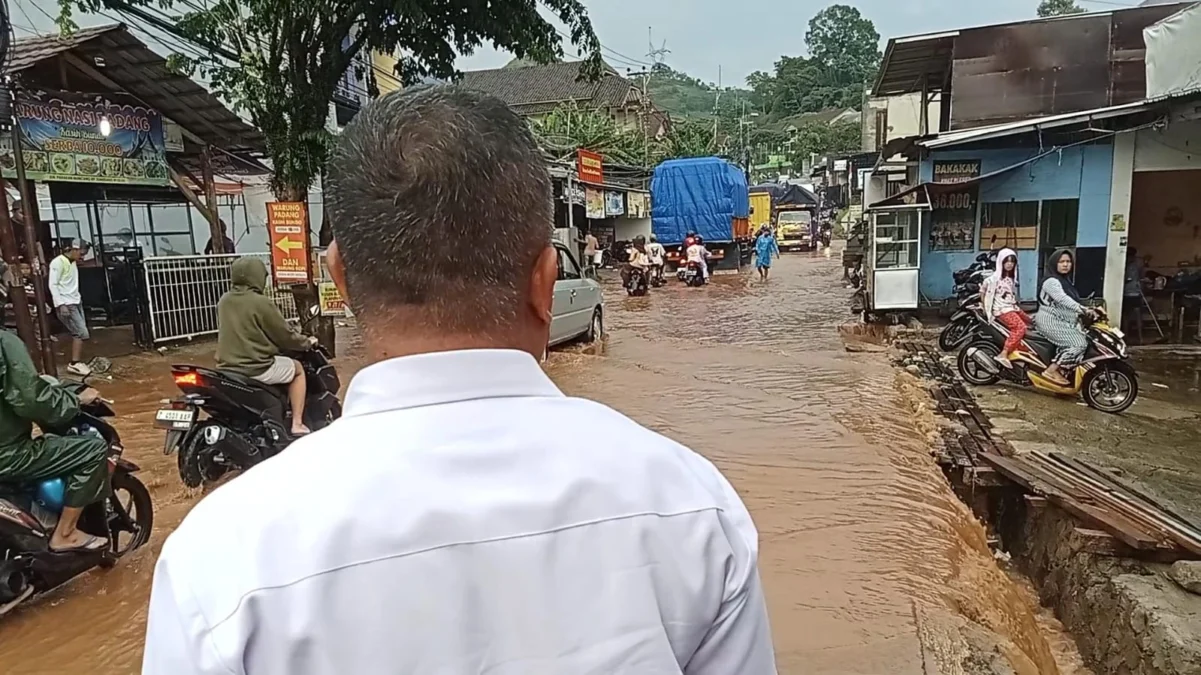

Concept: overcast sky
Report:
left=454, top=0, right=1145, bottom=86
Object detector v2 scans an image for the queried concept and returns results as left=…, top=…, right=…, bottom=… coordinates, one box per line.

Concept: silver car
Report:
left=549, top=243, right=604, bottom=346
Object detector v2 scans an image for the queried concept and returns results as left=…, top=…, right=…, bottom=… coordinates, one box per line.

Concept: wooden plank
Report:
left=1071, top=528, right=1127, bottom=556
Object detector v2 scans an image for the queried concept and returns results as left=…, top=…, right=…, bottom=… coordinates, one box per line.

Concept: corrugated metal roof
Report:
left=458, top=61, right=635, bottom=112
left=918, top=100, right=1158, bottom=149
left=10, top=24, right=265, bottom=155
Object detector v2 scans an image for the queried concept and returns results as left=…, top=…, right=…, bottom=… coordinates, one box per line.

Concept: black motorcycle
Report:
left=625, top=268, right=650, bottom=296
left=938, top=252, right=996, bottom=351
left=818, top=223, right=833, bottom=248
left=157, top=287, right=343, bottom=488
left=0, top=382, right=153, bottom=617
left=938, top=294, right=987, bottom=351
left=682, top=261, right=706, bottom=287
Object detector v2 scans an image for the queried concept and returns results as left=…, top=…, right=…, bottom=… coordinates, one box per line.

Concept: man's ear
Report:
left=327, top=240, right=350, bottom=307
left=528, top=245, right=558, bottom=328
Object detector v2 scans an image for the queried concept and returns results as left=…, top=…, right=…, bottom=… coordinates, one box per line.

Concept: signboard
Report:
left=318, top=281, right=346, bottom=316
left=577, top=149, right=604, bottom=185
left=163, top=118, right=185, bottom=153
left=0, top=91, right=168, bottom=186
left=604, top=190, right=625, bottom=216
left=627, top=192, right=649, bottom=218
left=266, top=202, right=311, bottom=283
left=929, top=160, right=981, bottom=251
left=584, top=187, right=605, bottom=219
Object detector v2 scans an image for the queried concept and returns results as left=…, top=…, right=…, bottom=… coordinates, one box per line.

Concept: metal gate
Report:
left=139, top=253, right=299, bottom=344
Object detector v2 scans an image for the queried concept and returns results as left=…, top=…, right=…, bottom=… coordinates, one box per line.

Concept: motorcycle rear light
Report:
left=174, top=372, right=200, bottom=386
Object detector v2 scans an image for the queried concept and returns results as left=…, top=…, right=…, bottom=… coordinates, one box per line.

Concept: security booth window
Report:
left=874, top=210, right=921, bottom=269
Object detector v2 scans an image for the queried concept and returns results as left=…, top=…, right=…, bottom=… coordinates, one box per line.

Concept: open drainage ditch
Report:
left=891, top=337, right=1201, bottom=675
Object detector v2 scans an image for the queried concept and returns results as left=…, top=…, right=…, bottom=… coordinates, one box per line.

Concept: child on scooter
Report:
left=981, top=248, right=1030, bottom=368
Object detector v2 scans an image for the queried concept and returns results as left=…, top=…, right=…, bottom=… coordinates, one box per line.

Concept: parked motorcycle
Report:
left=625, top=268, right=650, bottom=296
left=0, top=382, right=153, bottom=617
left=157, top=286, right=343, bottom=488
left=957, top=309, right=1138, bottom=413
left=938, top=294, right=987, bottom=352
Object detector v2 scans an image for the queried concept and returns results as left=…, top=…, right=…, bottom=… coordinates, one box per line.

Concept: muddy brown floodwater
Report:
left=2, top=252, right=1090, bottom=674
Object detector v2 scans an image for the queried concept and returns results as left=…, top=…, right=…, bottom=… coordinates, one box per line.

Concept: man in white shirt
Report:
left=48, top=240, right=90, bottom=376
left=142, top=85, right=776, bottom=675
left=686, top=235, right=712, bottom=280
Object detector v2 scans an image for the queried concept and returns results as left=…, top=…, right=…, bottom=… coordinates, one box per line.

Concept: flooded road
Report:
left=1, top=252, right=1086, bottom=674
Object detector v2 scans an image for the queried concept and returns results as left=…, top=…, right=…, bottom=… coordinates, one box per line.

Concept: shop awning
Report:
left=9, top=24, right=265, bottom=158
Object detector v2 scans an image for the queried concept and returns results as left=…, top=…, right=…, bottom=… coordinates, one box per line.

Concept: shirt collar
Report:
left=342, top=349, right=563, bottom=418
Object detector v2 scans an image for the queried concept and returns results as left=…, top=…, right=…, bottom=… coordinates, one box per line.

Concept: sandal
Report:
left=50, top=534, right=108, bottom=553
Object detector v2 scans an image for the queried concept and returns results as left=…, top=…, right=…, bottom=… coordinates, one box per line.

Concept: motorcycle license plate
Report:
left=155, top=408, right=195, bottom=431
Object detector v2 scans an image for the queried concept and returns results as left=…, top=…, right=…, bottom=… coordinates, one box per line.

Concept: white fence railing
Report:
left=142, top=253, right=301, bottom=344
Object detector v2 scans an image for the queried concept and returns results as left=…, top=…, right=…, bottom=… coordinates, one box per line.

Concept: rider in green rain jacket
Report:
left=0, top=330, right=109, bottom=551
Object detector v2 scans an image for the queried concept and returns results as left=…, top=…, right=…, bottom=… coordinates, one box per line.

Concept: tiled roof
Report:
left=459, top=61, right=636, bottom=112
left=8, top=25, right=119, bottom=72
left=9, top=24, right=265, bottom=156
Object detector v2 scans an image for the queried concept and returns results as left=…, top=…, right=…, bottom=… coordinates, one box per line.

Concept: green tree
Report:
left=655, top=118, right=717, bottom=161
left=805, top=4, right=881, bottom=87
left=1037, top=0, right=1086, bottom=17
left=59, top=0, right=601, bottom=201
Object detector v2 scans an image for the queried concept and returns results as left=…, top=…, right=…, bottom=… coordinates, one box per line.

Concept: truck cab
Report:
left=776, top=210, right=813, bottom=251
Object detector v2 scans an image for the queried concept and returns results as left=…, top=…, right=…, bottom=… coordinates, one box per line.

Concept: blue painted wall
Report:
left=917, top=144, right=1114, bottom=300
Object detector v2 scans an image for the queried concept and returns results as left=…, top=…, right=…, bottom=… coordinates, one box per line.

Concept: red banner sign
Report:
left=266, top=201, right=311, bottom=284
left=577, top=149, right=604, bottom=185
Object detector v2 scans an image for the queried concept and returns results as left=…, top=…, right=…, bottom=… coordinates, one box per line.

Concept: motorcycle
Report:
left=625, top=268, right=650, bottom=296
left=957, top=309, right=1138, bottom=413
left=938, top=294, right=987, bottom=351
left=0, top=382, right=153, bottom=617
left=938, top=252, right=996, bottom=351
left=157, top=286, right=343, bottom=488
left=818, top=223, right=833, bottom=248
left=681, top=261, right=706, bottom=287
left=649, top=264, right=666, bottom=288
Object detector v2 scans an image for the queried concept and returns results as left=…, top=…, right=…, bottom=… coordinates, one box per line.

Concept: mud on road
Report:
left=2, top=252, right=1088, bottom=674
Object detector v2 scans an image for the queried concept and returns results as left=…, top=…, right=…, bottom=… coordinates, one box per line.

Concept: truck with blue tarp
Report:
left=651, top=157, right=752, bottom=272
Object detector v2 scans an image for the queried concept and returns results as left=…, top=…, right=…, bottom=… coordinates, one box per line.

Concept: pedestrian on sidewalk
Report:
left=754, top=225, right=779, bottom=280
left=48, top=240, right=90, bottom=376
left=141, top=85, right=777, bottom=675
left=981, top=248, right=1030, bottom=368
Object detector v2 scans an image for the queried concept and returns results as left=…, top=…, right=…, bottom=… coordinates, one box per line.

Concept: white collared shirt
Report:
left=142, top=349, right=776, bottom=675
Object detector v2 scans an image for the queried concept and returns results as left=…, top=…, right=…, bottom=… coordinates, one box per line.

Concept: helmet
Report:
left=649, top=235, right=657, bottom=243
left=633, top=235, right=647, bottom=246
left=694, top=235, right=703, bottom=244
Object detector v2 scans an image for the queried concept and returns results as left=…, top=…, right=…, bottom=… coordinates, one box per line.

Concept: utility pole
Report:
left=713, top=65, right=722, bottom=149
left=10, top=103, right=56, bottom=374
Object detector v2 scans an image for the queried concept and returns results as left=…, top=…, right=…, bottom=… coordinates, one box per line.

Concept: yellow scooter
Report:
left=957, top=311, right=1138, bottom=413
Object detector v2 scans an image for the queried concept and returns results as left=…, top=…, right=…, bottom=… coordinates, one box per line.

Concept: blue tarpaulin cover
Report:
left=651, top=157, right=749, bottom=245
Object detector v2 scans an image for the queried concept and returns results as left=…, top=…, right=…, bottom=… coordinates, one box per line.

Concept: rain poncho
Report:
left=0, top=330, right=108, bottom=509
left=216, top=257, right=309, bottom=377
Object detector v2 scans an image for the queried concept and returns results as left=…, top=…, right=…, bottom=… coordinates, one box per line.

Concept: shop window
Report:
left=980, top=201, right=1039, bottom=250
left=1040, top=199, right=1080, bottom=248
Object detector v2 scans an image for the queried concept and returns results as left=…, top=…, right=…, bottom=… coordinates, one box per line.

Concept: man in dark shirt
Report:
left=204, top=221, right=236, bottom=254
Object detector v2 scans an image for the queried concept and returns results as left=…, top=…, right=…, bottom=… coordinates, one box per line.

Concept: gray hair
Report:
left=325, top=85, right=552, bottom=331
